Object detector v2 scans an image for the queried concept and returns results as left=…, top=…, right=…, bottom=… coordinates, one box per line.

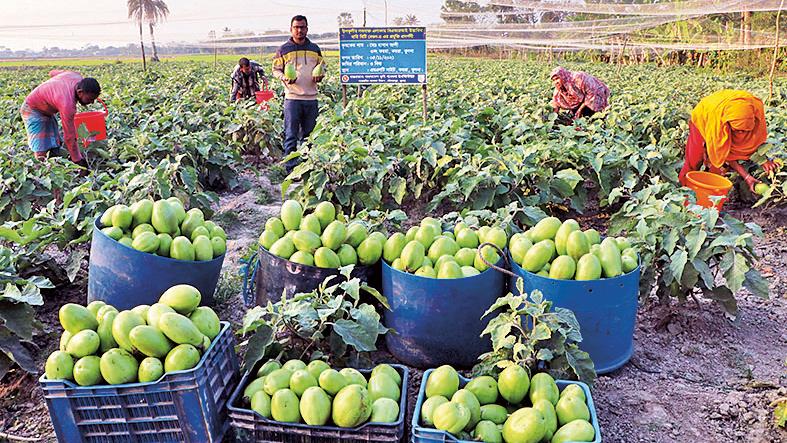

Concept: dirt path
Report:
left=595, top=208, right=787, bottom=443
left=1, top=173, right=786, bottom=442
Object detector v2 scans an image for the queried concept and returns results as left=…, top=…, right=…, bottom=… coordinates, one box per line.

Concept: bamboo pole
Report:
left=617, top=36, right=628, bottom=74
left=768, top=0, right=785, bottom=103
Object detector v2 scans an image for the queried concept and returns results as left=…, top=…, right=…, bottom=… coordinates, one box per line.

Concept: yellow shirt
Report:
left=690, top=90, right=767, bottom=168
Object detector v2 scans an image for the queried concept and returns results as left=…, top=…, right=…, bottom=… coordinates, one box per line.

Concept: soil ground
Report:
left=1, top=170, right=786, bottom=443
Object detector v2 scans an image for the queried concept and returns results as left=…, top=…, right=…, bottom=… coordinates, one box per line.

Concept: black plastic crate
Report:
left=228, top=363, right=408, bottom=443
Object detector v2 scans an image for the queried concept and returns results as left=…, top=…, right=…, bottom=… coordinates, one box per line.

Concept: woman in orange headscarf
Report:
left=679, top=90, right=777, bottom=193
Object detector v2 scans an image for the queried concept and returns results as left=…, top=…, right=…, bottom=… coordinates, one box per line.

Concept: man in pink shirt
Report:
left=20, top=70, right=101, bottom=169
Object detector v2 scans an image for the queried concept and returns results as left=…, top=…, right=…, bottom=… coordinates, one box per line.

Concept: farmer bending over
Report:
left=230, top=57, right=269, bottom=101
left=272, top=15, right=326, bottom=174
left=678, top=90, right=777, bottom=193
left=21, top=70, right=100, bottom=169
left=550, top=66, right=609, bottom=121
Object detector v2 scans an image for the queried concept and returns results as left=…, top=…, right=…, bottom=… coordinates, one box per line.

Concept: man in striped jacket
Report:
left=272, top=15, right=326, bottom=173
left=230, top=57, right=268, bottom=101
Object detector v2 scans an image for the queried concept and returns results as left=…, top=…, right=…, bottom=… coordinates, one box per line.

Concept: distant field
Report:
left=0, top=50, right=341, bottom=67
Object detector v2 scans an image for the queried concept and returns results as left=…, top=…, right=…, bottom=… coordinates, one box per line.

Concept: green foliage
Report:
left=473, top=278, right=596, bottom=385
left=285, top=59, right=787, bottom=216
left=775, top=359, right=787, bottom=428
left=775, top=399, right=787, bottom=428
left=750, top=137, right=787, bottom=208
left=214, top=272, right=242, bottom=305
left=440, top=202, right=548, bottom=231
left=775, top=357, right=787, bottom=428
left=610, top=180, right=768, bottom=318
left=0, top=245, right=50, bottom=379
left=238, top=266, right=390, bottom=372
left=343, top=208, right=408, bottom=233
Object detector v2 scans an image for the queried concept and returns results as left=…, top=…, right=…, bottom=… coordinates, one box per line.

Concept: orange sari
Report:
left=690, top=90, right=767, bottom=168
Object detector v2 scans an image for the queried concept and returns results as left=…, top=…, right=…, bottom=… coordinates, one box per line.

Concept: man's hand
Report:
left=313, top=75, right=324, bottom=83
left=762, top=159, right=779, bottom=174
left=73, top=157, right=89, bottom=176
left=744, top=174, right=760, bottom=194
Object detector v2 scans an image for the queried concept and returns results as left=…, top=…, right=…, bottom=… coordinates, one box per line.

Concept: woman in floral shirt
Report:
left=550, top=67, right=609, bottom=121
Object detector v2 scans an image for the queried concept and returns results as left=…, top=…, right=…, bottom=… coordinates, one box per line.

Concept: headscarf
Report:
left=691, top=90, right=767, bottom=168
left=550, top=66, right=572, bottom=84
left=550, top=66, right=609, bottom=112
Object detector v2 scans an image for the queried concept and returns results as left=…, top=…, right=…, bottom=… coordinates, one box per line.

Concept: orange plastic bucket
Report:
left=685, top=171, right=733, bottom=210
left=74, top=98, right=108, bottom=145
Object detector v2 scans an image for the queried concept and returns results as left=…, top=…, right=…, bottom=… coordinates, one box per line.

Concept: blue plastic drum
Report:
left=382, top=260, right=507, bottom=369
left=249, top=246, right=378, bottom=306
left=88, top=218, right=225, bottom=310
left=509, top=253, right=639, bottom=374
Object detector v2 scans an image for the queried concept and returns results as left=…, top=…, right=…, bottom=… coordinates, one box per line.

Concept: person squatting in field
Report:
left=678, top=90, right=778, bottom=193
left=550, top=66, right=610, bottom=121
left=20, top=70, right=101, bottom=170
left=272, top=14, right=326, bottom=174
left=230, top=57, right=269, bottom=101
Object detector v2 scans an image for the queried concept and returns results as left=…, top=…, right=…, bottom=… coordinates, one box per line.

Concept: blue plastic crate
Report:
left=228, top=363, right=409, bottom=443
left=411, top=368, right=602, bottom=443
left=40, top=321, right=240, bottom=443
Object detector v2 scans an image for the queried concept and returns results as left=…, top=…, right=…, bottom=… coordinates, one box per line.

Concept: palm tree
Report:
left=403, top=14, right=420, bottom=25
left=127, top=0, right=170, bottom=68
left=145, top=0, right=169, bottom=62
left=127, top=0, right=148, bottom=69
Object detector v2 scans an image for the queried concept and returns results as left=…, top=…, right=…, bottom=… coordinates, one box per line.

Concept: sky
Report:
left=0, top=0, right=445, bottom=51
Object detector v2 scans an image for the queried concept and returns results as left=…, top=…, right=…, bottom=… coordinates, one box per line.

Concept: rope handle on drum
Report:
left=477, top=242, right=523, bottom=284
left=239, top=250, right=259, bottom=307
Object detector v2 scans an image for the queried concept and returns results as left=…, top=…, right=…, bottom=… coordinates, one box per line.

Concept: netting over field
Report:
left=428, top=0, right=787, bottom=51
left=194, top=1, right=785, bottom=53
left=3, top=1, right=784, bottom=53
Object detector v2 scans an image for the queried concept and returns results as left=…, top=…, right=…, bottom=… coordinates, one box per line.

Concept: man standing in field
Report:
left=230, top=57, right=269, bottom=101
left=21, top=70, right=101, bottom=169
left=272, top=15, right=326, bottom=173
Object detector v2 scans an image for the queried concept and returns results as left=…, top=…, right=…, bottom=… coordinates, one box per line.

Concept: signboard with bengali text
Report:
left=339, top=27, right=427, bottom=85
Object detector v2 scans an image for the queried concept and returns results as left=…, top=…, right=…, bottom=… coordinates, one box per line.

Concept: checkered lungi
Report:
left=20, top=102, right=62, bottom=153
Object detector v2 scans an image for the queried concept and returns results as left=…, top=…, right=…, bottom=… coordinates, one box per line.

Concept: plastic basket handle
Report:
left=478, top=242, right=521, bottom=281
left=96, top=97, right=108, bottom=116
left=239, top=251, right=259, bottom=307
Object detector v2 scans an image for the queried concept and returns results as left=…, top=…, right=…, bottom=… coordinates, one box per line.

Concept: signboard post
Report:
left=339, top=27, right=428, bottom=119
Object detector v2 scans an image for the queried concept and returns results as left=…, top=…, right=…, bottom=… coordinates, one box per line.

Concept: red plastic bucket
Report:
left=255, top=90, right=274, bottom=104
left=74, top=98, right=108, bottom=145
left=685, top=171, right=733, bottom=210
left=255, top=90, right=274, bottom=111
